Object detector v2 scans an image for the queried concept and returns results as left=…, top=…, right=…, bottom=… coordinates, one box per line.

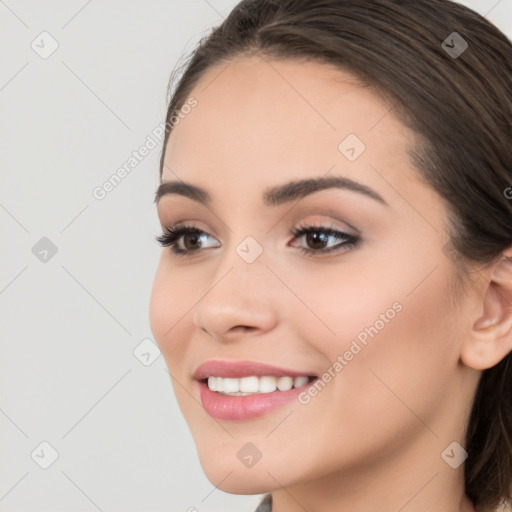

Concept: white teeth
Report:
left=259, top=376, right=277, bottom=393
left=277, top=376, right=294, bottom=391
left=222, top=377, right=239, bottom=393
left=206, top=375, right=313, bottom=394
left=207, top=376, right=219, bottom=392
left=293, top=376, right=310, bottom=388
left=240, top=376, right=259, bottom=392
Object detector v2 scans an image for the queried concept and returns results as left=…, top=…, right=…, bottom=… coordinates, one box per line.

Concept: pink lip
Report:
left=197, top=381, right=312, bottom=421
left=193, top=359, right=317, bottom=421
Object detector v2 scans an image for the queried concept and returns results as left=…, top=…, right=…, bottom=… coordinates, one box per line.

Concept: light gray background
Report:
left=1, top=1, right=511, bottom=511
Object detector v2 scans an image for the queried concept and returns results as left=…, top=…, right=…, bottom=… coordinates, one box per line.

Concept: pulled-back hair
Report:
left=159, top=1, right=512, bottom=510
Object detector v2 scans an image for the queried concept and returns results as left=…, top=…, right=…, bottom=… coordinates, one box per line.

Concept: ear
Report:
left=461, top=247, right=512, bottom=370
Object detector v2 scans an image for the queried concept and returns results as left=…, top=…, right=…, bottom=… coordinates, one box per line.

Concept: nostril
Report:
left=232, top=325, right=255, bottom=333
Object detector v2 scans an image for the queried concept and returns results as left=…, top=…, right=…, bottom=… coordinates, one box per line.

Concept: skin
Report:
left=149, top=55, right=512, bottom=512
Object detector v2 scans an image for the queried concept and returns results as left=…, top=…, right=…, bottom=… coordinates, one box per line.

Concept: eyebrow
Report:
left=154, top=176, right=389, bottom=208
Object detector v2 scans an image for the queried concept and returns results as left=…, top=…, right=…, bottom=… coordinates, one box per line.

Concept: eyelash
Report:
left=155, top=222, right=360, bottom=258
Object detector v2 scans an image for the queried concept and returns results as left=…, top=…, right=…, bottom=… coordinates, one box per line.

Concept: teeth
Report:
left=240, top=376, right=259, bottom=392
left=222, top=377, right=239, bottom=393
left=259, top=376, right=276, bottom=393
left=206, top=375, right=313, bottom=394
left=293, top=376, right=310, bottom=388
left=207, top=376, right=219, bottom=392
left=277, top=376, right=293, bottom=391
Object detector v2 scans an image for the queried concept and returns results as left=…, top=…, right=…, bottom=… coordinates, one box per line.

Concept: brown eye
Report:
left=290, top=225, right=361, bottom=257
left=305, top=231, right=330, bottom=250
left=155, top=225, right=220, bottom=257
left=182, top=231, right=203, bottom=251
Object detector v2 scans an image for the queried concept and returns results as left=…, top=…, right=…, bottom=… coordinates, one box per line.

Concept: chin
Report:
left=202, top=464, right=275, bottom=495
left=197, top=448, right=281, bottom=495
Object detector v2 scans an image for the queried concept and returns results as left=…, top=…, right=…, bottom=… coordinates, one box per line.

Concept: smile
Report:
left=193, top=359, right=318, bottom=420
left=206, top=375, right=313, bottom=395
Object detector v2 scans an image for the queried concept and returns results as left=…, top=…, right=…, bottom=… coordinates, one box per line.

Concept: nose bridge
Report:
left=192, top=235, right=278, bottom=338
left=214, top=230, right=272, bottom=292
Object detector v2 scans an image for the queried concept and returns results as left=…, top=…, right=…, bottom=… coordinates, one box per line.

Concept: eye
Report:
left=155, top=224, right=220, bottom=257
left=155, top=222, right=361, bottom=258
left=290, top=223, right=360, bottom=257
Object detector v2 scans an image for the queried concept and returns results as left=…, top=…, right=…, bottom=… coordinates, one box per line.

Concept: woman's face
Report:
left=149, top=56, right=478, bottom=494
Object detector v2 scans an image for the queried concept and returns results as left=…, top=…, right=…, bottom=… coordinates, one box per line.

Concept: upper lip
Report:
left=193, top=359, right=318, bottom=380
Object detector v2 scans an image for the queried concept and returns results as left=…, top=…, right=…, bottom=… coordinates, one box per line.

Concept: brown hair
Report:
left=158, top=1, right=512, bottom=510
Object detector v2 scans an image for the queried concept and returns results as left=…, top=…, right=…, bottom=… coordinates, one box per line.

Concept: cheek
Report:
left=287, top=246, right=459, bottom=455
left=320, top=267, right=458, bottom=452
left=149, top=259, right=194, bottom=368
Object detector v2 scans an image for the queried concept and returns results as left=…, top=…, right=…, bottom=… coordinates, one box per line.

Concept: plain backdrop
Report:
left=1, top=1, right=511, bottom=511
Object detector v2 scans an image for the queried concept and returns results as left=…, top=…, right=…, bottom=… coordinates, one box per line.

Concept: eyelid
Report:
left=161, top=217, right=356, bottom=242
left=284, top=216, right=361, bottom=246
left=286, top=208, right=361, bottom=234
left=156, top=218, right=361, bottom=259
left=161, top=218, right=216, bottom=235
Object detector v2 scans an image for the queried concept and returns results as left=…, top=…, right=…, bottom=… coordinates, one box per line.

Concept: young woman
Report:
left=149, top=1, right=512, bottom=511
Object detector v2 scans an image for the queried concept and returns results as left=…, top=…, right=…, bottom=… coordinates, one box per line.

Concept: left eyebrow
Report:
left=154, top=175, right=390, bottom=208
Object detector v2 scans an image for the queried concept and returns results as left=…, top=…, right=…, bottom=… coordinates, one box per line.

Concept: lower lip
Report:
left=197, top=380, right=313, bottom=421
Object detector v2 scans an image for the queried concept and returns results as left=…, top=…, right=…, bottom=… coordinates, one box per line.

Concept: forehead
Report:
left=162, top=56, right=415, bottom=195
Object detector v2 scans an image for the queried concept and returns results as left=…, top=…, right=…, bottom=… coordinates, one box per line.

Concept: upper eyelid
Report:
left=159, top=211, right=358, bottom=232
left=157, top=203, right=361, bottom=233
left=166, top=220, right=352, bottom=233
left=164, top=222, right=356, bottom=243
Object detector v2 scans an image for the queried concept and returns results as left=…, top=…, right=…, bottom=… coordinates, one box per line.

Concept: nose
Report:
left=193, top=257, right=279, bottom=342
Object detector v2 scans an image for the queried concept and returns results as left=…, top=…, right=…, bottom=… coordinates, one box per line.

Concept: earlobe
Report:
left=460, top=249, right=512, bottom=371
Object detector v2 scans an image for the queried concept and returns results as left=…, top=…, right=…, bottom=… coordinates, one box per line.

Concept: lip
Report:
left=193, top=359, right=318, bottom=421
left=193, top=359, right=317, bottom=380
